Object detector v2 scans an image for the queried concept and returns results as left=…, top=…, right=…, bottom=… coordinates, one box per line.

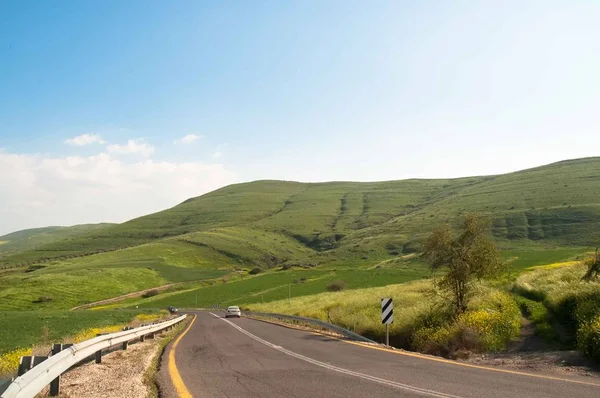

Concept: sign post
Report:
left=381, top=298, right=393, bottom=346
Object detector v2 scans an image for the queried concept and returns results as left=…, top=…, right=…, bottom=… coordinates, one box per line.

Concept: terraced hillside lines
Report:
left=329, top=192, right=349, bottom=231
left=348, top=158, right=600, bottom=248
left=3, top=157, right=600, bottom=270
left=175, top=227, right=312, bottom=268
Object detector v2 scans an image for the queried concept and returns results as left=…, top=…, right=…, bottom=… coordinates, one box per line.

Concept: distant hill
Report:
left=2, top=157, right=600, bottom=268
left=0, top=224, right=114, bottom=259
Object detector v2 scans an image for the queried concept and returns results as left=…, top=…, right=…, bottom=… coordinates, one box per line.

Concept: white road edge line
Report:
left=209, top=313, right=463, bottom=398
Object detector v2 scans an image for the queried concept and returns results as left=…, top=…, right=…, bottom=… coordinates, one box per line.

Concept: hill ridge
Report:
left=2, top=156, right=600, bottom=268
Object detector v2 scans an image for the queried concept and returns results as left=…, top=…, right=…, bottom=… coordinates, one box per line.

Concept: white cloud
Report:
left=174, top=134, right=203, bottom=144
left=64, top=133, right=105, bottom=146
left=211, top=151, right=223, bottom=159
left=0, top=151, right=236, bottom=235
left=107, top=139, right=155, bottom=157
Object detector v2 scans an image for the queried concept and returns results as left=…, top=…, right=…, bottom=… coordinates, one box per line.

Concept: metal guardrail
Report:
left=1, top=314, right=187, bottom=398
left=245, top=311, right=377, bottom=344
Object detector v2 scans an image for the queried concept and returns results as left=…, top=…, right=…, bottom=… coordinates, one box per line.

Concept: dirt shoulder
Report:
left=465, top=350, right=600, bottom=379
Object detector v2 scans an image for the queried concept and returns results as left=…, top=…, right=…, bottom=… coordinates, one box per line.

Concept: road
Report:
left=158, top=311, right=600, bottom=398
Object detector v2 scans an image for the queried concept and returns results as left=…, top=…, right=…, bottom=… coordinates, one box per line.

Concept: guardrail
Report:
left=1, top=314, right=187, bottom=398
left=244, top=311, right=376, bottom=344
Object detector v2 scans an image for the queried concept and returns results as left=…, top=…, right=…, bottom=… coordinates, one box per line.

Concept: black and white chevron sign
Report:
left=381, top=298, right=393, bottom=324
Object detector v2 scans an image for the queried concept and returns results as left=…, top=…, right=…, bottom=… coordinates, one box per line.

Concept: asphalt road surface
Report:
left=158, top=311, right=600, bottom=398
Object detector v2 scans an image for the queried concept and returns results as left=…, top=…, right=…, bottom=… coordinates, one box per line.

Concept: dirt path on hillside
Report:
left=507, top=317, right=554, bottom=352
left=70, top=283, right=178, bottom=310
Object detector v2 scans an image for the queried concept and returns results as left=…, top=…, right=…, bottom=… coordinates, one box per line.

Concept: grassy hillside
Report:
left=0, top=157, right=598, bottom=313
left=0, top=224, right=114, bottom=259
left=3, top=158, right=600, bottom=270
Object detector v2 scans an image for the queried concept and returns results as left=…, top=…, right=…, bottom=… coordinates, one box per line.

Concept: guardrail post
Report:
left=17, top=356, right=33, bottom=376
left=95, top=350, right=102, bottom=364
left=140, top=334, right=145, bottom=342
left=122, top=341, right=128, bottom=350
left=49, top=344, right=63, bottom=396
left=149, top=332, right=155, bottom=339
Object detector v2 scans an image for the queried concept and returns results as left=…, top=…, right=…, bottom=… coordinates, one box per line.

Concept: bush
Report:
left=0, top=348, right=32, bottom=377
left=327, top=280, right=346, bottom=292
left=412, top=290, right=520, bottom=355
left=281, top=264, right=292, bottom=271
left=249, top=267, right=262, bottom=275
left=458, top=291, right=521, bottom=351
left=511, top=283, right=546, bottom=302
left=577, top=316, right=600, bottom=362
left=33, top=296, right=53, bottom=303
left=142, top=289, right=159, bottom=298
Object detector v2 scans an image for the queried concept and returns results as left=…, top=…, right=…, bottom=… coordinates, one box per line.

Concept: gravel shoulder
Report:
left=41, top=340, right=158, bottom=398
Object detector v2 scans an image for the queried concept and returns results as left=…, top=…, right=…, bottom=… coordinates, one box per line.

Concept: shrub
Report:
left=72, top=325, right=123, bottom=343
left=33, top=296, right=53, bottom=303
left=0, top=348, right=32, bottom=377
left=327, top=280, right=346, bottom=292
left=511, top=283, right=546, bottom=302
left=577, top=316, right=600, bottom=362
left=142, top=289, right=160, bottom=298
left=281, top=264, right=292, bottom=271
left=249, top=267, right=262, bottom=275
left=458, top=291, right=521, bottom=351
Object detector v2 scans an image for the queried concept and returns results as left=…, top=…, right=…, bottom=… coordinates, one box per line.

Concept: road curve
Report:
left=158, top=311, right=600, bottom=398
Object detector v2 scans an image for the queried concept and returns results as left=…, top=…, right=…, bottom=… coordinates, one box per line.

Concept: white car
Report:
left=225, top=306, right=242, bottom=318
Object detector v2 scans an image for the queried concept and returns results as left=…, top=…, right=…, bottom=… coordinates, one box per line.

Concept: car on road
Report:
left=225, top=306, right=242, bottom=318
left=168, top=306, right=178, bottom=314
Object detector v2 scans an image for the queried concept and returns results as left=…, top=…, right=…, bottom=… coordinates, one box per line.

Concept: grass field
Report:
left=0, top=224, right=113, bottom=259
left=0, top=309, right=160, bottom=354
left=131, top=263, right=431, bottom=309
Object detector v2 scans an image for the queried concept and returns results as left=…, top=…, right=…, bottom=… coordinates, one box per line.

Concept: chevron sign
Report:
left=381, top=298, right=393, bottom=324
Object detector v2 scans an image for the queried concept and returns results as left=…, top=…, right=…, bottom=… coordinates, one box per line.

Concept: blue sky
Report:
left=1, top=1, right=599, bottom=234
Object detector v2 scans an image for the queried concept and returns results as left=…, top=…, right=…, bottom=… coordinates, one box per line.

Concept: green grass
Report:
left=513, top=260, right=600, bottom=360
left=0, top=309, right=159, bottom=354
left=0, top=157, right=599, bottom=315
left=131, top=262, right=430, bottom=310
left=0, top=267, right=168, bottom=311
left=0, top=224, right=113, bottom=259
left=501, top=247, right=586, bottom=271
left=5, top=157, right=600, bottom=269
left=248, top=280, right=521, bottom=354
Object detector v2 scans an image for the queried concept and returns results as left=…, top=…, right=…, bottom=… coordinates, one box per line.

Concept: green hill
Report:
left=0, top=224, right=114, bottom=259
left=0, top=157, right=598, bottom=311
left=3, top=157, right=600, bottom=269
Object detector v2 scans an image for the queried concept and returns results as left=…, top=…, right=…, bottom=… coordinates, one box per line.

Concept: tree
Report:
left=582, top=248, right=600, bottom=281
left=423, top=214, right=503, bottom=315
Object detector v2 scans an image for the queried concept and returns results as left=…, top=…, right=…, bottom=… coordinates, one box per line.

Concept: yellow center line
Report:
left=168, top=314, right=196, bottom=398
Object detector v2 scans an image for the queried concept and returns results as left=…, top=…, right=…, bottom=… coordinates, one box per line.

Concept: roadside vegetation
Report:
left=512, top=257, right=600, bottom=362
left=248, top=280, right=520, bottom=357
left=0, top=309, right=165, bottom=377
